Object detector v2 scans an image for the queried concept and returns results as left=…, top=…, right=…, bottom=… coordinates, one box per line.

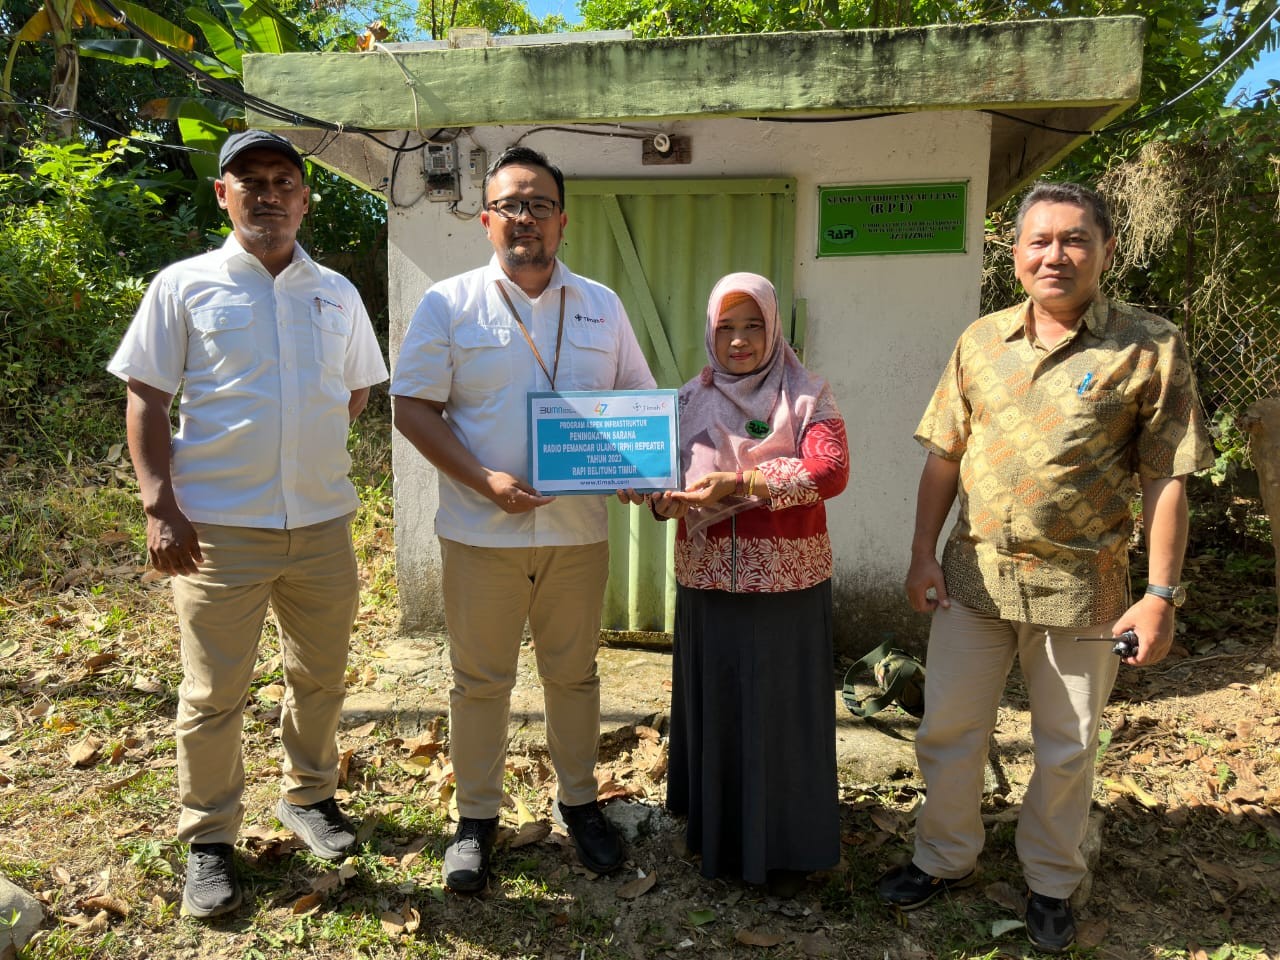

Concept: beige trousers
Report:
left=171, top=515, right=358, bottom=845
left=440, top=538, right=610, bottom=819
left=913, top=600, right=1120, bottom=899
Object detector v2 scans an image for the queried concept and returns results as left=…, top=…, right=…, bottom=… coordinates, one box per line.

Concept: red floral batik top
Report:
left=674, top=419, right=849, bottom=593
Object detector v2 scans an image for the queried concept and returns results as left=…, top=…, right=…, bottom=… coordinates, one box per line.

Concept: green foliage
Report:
left=0, top=137, right=201, bottom=460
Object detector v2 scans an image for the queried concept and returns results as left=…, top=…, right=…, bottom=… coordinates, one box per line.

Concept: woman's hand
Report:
left=650, top=491, right=690, bottom=519
left=669, top=470, right=737, bottom=506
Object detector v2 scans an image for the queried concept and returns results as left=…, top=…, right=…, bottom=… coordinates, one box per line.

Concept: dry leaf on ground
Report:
left=506, top=820, right=551, bottom=850
left=68, top=736, right=103, bottom=767
left=380, top=910, right=406, bottom=935
left=78, top=895, right=128, bottom=917
left=735, top=928, right=786, bottom=947
left=291, top=892, right=324, bottom=915
left=617, top=870, right=657, bottom=899
left=983, top=881, right=1024, bottom=914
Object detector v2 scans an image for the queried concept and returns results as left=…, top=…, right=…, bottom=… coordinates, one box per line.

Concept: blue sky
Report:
left=529, top=0, right=582, bottom=23
left=1228, top=44, right=1279, bottom=102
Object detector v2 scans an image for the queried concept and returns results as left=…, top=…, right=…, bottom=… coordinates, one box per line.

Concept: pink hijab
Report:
left=679, top=272, right=839, bottom=545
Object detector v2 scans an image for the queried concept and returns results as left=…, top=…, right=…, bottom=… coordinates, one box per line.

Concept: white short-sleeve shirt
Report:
left=108, top=236, right=389, bottom=529
left=392, top=257, right=656, bottom=547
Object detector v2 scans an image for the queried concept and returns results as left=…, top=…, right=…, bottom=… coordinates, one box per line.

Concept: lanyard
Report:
left=496, top=281, right=566, bottom=391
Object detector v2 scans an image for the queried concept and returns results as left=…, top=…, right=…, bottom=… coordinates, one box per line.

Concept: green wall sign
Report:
left=817, top=181, right=968, bottom=257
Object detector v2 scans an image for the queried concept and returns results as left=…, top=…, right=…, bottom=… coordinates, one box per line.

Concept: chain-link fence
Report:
left=1186, top=308, right=1280, bottom=417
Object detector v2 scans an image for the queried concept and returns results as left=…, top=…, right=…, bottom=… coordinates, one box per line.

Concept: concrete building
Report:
left=245, top=18, right=1144, bottom=652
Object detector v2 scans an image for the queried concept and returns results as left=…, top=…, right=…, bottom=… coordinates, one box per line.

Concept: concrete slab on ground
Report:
left=341, top=639, right=922, bottom=784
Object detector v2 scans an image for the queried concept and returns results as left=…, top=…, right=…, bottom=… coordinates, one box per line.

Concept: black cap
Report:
left=218, top=130, right=305, bottom=174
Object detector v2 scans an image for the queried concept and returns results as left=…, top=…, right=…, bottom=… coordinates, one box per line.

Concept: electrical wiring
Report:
left=90, top=0, right=435, bottom=154
left=2, top=97, right=208, bottom=154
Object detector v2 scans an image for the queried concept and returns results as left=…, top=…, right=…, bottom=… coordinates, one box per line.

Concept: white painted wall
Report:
left=389, top=111, right=992, bottom=642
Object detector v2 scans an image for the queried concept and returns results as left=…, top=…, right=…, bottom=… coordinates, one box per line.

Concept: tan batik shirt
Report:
left=915, top=295, right=1214, bottom=628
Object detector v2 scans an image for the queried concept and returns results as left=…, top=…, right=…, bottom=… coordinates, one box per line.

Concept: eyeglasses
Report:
left=486, top=197, right=560, bottom=220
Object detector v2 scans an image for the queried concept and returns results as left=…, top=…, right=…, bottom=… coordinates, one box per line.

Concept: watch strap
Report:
left=1145, top=583, right=1186, bottom=606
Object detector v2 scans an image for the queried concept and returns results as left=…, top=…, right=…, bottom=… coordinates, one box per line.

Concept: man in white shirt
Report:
left=392, top=146, right=655, bottom=892
left=108, top=130, right=389, bottom=919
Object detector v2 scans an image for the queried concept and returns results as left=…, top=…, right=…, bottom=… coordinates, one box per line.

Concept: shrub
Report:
left=0, top=138, right=202, bottom=460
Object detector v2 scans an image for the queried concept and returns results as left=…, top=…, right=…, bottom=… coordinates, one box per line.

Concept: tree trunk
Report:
left=49, top=39, right=77, bottom=140
left=1242, top=397, right=1280, bottom=654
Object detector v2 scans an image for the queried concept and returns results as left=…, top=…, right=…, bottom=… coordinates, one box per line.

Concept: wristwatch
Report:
left=1145, top=583, right=1186, bottom=607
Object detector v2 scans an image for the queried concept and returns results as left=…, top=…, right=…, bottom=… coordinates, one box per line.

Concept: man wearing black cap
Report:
left=108, top=130, right=389, bottom=918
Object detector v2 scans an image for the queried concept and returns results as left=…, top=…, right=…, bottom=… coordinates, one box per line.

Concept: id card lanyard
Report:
left=496, top=281, right=566, bottom=391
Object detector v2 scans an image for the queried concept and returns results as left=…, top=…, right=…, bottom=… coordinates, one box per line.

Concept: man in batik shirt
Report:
left=876, top=182, right=1212, bottom=952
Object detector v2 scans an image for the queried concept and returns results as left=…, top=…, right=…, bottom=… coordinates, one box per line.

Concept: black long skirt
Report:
left=666, top=580, right=840, bottom=884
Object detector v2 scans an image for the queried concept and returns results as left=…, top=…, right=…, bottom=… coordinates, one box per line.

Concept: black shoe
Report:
left=277, top=796, right=357, bottom=861
left=182, top=843, right=242, bottom=919
left=554, top=800, right=625, bottom=875
left=876, top=861, right=976, bottom=910
left=443, top=817, right=498, bottom=893
left=1025, top=890, right=1076, bottom=952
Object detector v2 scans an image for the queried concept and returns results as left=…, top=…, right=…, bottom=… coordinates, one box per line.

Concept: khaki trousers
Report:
left=171, top=515, right=358, bottom=844
left=913, top=600, right=1119, bottom=899
left=440, top=538, right=610, bottom=819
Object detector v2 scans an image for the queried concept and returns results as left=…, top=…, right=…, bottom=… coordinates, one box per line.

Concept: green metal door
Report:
left=560, top=178, right=798, bottom=638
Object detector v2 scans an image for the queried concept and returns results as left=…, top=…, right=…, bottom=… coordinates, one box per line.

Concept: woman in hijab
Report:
left=650, top=272, right=848, bottom=891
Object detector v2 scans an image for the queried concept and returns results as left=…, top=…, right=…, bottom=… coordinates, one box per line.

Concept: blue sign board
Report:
left=528, top=390, right=680, bottom=494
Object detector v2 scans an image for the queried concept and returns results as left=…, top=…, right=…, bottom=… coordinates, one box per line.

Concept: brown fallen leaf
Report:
left=78, top=894, right=128, bottom=917
left=400, top=903, right=422, bottom=934
left=513, top=794, right=538, bottom=827
left=291, top=892, right=324, bottom=915
left=380, top=910, right=405, bottom=935
left=131, top=673, right=165, bottom=695
left=797, top=931, right=833, bottom=957
left=869, top=809, right=904, bottom=835
left=78, top=910, right=111, bottom=934
left=84, top=652, right=118, bottom=673
left=336, top=747, right=355, bottom=786
left=984, top=881, right=1024, bottom=914
left=348, top=720, right=377, bottom=738
left=69, top=735, right=104, bottom=768
left=1119, top=775, right=1161, bottom=809
left=398, top=757, right=435, bottom=778
left=398, top=836, right=432, bottom=868
left=507, top=821, right=552, bottom=850
left=310, top=872, right=343, bottom=894
left=735, top=928, right=786, bottom=947
left=1192, top=856, right=1249, bottom=899
left=617, top=870, right=657, bottom=899
left=598, top=785, right=629, bottom=803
